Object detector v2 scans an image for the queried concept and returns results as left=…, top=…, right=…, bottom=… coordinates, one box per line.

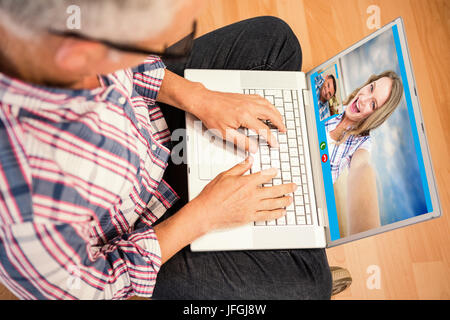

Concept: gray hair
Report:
left=0, top=0, right=184, bottom=42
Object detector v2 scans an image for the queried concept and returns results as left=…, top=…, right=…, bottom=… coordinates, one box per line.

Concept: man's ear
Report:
left=54, top=38, right=104, bottom=72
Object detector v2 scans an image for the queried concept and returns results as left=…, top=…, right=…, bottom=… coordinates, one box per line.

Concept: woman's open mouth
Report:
left=351, top=98, right=361, bottom=113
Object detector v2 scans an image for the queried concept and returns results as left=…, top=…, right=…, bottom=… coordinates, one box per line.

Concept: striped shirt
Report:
left=314, top=74, right=331, bottom=121
left=0, top=56, right=179, bottom=299
left=325, top=113, right=372, bottom=183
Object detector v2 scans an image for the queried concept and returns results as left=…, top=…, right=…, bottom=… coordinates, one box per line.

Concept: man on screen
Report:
left=315, top=73, right=336, bottom=120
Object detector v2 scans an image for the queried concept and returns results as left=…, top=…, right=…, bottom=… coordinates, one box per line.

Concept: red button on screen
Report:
left=321, top=154, right=328, bottom=163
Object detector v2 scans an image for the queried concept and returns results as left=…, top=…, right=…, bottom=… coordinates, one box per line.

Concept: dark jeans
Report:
left=153, top=16, right=332, bottom=300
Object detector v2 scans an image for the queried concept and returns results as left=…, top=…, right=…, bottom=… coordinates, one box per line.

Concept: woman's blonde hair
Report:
left=337, top=70, right=403, bottom=143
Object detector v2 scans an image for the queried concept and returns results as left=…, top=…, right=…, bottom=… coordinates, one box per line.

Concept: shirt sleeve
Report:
left=357, top=135, right=372, bottom=153
left=0, top=221, right=162, bottom=300
left=131, top=56, right=166, bottom=105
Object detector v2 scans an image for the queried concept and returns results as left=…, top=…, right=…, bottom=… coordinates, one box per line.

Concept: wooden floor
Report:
left=195, top=0, right=450, bottom=300
left=0, top=0, right=448, bottom=300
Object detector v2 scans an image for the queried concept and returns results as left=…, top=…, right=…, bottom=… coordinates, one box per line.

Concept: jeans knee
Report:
left=248, top=16, right=302, bottom=70
left=257, top=17, right=301, bottom=51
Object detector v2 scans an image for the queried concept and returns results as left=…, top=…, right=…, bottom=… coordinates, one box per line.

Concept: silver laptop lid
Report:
left=304, top=17, right=442, bottom=247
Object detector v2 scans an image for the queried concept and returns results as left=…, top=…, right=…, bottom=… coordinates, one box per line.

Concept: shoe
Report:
left=330, top=266, right=352, bottom=296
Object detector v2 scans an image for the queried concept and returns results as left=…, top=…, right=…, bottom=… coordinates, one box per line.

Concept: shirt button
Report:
left=151, top=144, right=157, bottom=151
left=118, top=97, right=126, bottom=105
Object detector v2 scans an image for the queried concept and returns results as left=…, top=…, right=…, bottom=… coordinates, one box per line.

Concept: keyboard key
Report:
left=274, top=98, right=283, bottom=107
left=306, top=215, right=312, bottom=225
left=267, top=219, right=276, bottom=226
left=291, top=157, right=299, bottom=166
left=278, top=134, right=287, bottom=143
left=286, top=201, right=295, bottom=212
left=273, top=178, right=282, bottom=185
left=271, top=159, right=280, bottom=169
left=291, top=166, right=300, bottom=176
left=283, top=90, right=292, bottom=102
left=261, top=155, right=271, bottom=164
left=297, top=205, right=305, bottom=216
left=292, top=176, right=301, bottom=185
left=280, top=152, right=289, bottom=162
left=255, top=220, right=266, bottom=226
left=281, top=162, right=290, bottom=172
left=285, top=111, right=294, bottom=120
left=297, top=215, right=306, bottom=225
left=251, top=161, right=261, bottom=173
left=282, top=171, right=291, bottom=181
left=286, top=120, right=295, bottom=129
left=276, top=216, right=286, bottom=225
left=288, top=139, right=297, bottom=148
left=295, top=196, right=304, bottom=205
left=287, top=130, right=296, bottom=138
left=265, top=90, right=280, bottom=97
left=286, top=211, right=296, bottom=225
left=290, top=148, right=299, bottom=158
left=260, top=145, right=270, bottom=155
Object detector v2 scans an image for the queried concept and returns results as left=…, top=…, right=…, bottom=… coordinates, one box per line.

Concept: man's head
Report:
left=0, top=0, right=206, bottom=88
left=319, top=74, right=336, bottom=103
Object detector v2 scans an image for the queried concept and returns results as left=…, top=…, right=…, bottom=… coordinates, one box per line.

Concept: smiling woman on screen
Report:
left=325, top=70, right=403, bottom=235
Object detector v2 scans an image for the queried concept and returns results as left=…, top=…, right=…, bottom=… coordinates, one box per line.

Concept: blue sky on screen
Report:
left=339, top=29, right=428, bottom=225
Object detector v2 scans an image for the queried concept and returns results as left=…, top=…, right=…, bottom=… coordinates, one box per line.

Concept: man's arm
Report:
left=156, top=69, right=205, bottom=114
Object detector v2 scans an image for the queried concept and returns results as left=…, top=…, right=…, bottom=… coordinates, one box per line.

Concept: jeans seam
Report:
left=250, top=62, right=274, bottom=70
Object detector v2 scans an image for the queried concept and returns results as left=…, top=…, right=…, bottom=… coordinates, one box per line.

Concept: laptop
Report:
left=184, top=17, right=442, bottom=251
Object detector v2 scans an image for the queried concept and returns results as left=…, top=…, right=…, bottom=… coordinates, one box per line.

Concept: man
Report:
left=315, top=73, right=337, bottom=120
left=0, top=0, right=332, bottom=299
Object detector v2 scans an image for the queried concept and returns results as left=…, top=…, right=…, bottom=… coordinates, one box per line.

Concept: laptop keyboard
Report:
left=242, top=89, right=316, bottom=226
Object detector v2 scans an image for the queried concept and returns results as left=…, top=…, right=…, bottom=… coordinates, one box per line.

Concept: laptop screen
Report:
left=307, top=20, right=435, bottom=242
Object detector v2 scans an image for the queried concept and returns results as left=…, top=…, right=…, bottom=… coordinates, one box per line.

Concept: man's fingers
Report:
left=248, top=167, right=279, bottom=185
left=259, top=196, right=293, bottom=211
left=246, top=118, right=279, bottom=149
left=254, top=103, right=286, bottom=133
left=258, top=183, right=297, bottom=199
left=252, top=208, right=286, bottom=223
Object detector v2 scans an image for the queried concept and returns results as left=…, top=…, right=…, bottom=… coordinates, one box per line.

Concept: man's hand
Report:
left=154, top=156, right=297, bottom=264
left=192, top=156, right=297, bottom=231
left=192, top=88, right=287, bottom=153
left=157, top=70, right=286, bottom=153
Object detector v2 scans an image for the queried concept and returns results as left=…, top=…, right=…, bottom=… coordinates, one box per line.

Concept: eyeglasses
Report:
left=48, top=21, right=197, bottom=63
